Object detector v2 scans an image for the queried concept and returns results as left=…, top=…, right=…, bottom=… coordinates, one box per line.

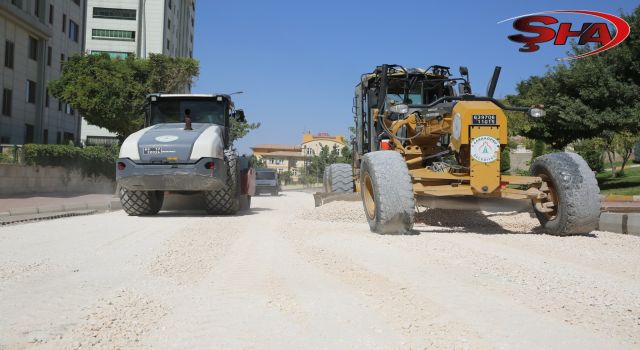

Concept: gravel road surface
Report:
left=1, top=191, right=639, bottom=349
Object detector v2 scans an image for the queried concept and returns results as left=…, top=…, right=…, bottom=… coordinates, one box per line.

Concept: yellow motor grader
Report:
left=323, top=64, right=600, bottom=235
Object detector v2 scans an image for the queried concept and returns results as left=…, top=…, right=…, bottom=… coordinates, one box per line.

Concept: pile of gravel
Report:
left=302, top=201, right=367, bottom=223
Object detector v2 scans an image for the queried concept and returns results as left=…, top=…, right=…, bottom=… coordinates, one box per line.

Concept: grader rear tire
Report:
left=360, top=151, right=415, bottom=234
left=326, top=163, right=354, bottom=193
left=530, top=152, right=600, bottom=236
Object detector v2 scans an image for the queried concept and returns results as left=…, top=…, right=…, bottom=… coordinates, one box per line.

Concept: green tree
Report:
left=50, top=53, right=260, bottom=144
left=506, top=7, right=640, bottom=149
left=250, top=154, right=266, bottom=168
left=229, top=117, right=261, bottom=146
left=280, top=171, right=292, bottom=185
left=614, top=131, right=640, bottom=175
left=573, top=138, right=605, bottom=173
left=49, top=54, right=150, bottom=139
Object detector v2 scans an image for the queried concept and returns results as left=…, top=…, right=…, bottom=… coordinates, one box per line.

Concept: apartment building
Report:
left=0, top=0, right=85, bottom=145
left=81, top=0, right=195, bottom=143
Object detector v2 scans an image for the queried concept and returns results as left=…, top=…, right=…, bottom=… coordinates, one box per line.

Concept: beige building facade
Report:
left=251, top=132, right=346, bottom=183
left=1, top=0, right=85, bottom=145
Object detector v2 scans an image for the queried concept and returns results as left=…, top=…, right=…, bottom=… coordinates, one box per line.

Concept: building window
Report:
left=62, top=14, right=66, bottom=33
left=0, top=136, right=10, bottom=144
left=60, top=53, right=65, bottom=70
left=47, top=46, right=52, bottom=66
left=25, top=124, right=34, bottom=144
left=72, top=0, right=80, bottom=5
left=28, top=36, right=38, bottom=61
left=166, top=39, right=170, bottom=50
left=65, top=104, right=74, bottom=115
left=49, top=4, right=54, bottom=24
left=4, top=41, right=14, bottom=69
left=26, top=80, right=37, bottom=104
left=167, top=19, right=171, bottom=30
left=168, top=0, right=172, bottom=9
left=2, top=89, right=12, bottom=117
left=92, top=7, right=136, bottom=20
left=43, top=129, right=48, bottom=144
left=63, top=132, right=74, bottom=143
left=11, top=0, right=23, bottom=9
left=58, top=100, right=62, bottom=111
left=90, top=50, right=131, bottom=59
left=56, top=131, right=61, bottom=144
left=34, top=0, right=40, bottom=17
left=69, top=20, right=79, bottom=42
left=92, top=29, right=136, bottom=41
left=45, top=88, right=50, bottom=107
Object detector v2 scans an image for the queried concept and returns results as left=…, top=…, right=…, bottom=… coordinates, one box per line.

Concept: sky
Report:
left=191, top=0, right=638, bottom=154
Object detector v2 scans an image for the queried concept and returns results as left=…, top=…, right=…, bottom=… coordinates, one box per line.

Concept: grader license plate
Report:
left=472, top=114, right=497, bottom=125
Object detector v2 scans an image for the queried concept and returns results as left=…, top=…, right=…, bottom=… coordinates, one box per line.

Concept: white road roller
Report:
left=116, top=93, right=255, bottom=215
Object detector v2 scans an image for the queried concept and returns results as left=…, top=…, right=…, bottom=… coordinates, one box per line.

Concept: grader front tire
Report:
left=360, top=151, right=415, bottom=234
left=530, top=152, right=600, bottom=236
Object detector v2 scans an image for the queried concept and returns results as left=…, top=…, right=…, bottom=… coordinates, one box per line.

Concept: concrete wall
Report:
left=510, top=152, right=532, bottom=172
left=0, top=164, right=115, bottom=195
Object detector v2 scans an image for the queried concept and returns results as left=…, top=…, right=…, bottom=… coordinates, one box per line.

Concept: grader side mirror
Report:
left=459, top=66, right=469, bottom=76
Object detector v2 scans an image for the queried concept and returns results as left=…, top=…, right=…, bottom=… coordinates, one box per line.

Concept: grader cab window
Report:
left=385, top=77, right=454, bottom=108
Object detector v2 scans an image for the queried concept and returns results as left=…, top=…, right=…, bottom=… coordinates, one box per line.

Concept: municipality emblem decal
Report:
left=470, top=136, right=500, bottom=163
left=155, top=135, right=179, bottom=143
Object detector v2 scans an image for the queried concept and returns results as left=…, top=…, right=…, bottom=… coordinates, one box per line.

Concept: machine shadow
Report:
left=153, top=207, right=272, bottom=217
left=409, top=209, right=545, bottom=236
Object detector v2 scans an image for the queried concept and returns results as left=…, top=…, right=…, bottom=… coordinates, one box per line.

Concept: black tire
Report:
left=326, top=163, right=354, bottom=193
left=360, top=151, right=415, bottom=234
left=204, top=150, right=240, bottom=215
left=530, top=152, right=600, bottom=235
left=120, top=188, right=164, bottom=216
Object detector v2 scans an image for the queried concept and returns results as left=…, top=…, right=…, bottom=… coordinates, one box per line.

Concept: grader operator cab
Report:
left=325, top=64, right=600, bottom=235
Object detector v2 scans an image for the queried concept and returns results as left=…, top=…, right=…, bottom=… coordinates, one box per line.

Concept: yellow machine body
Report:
left=372, top=100, right=542, bottom=200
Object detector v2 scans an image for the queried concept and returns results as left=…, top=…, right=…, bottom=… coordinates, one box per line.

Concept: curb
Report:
left=0, top=210, right=98, bottom=226
left=1, top=198, right=121, bottom=218
left=600, top=194, right=640, bottom=202
left=599, top=213, right=640, bottom=236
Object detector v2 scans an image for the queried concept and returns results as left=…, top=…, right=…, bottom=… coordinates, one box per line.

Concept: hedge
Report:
left=500, top=147, right=511, bottom=173
left=23, top=144, right=119, bottom=180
